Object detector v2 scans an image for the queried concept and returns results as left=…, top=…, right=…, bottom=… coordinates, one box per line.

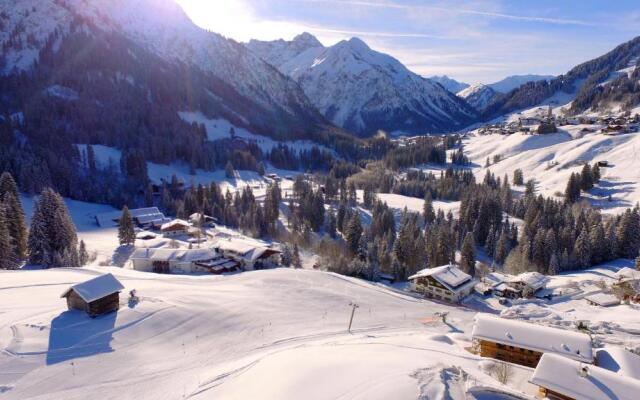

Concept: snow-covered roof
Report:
left=136, top=230, right=157, bottom=239
left=215, top=238, right=280, bottom=261
left=493, top=282, right=519, bottom=292
left=136, top=214, right=169, bottom=225
left=160, top=219, right=190, bottom=231
left=508, top=271, right=548, bottom=290
left=61, top=273, right=124, bottom=303
left=615, top=267, right=640, bottom=281
left=408, top=264, right=474, bottom=293
left=530, top=353, right=640, bottom=400
left=95, top=207, right=165, bottom=227
left=130, top=248, right=217, bottom=262
left=472, top=313, right=593, bottom=363
left=483, top=272, right=508, bottom=287
left=189, top=213, right=214, bottom=222
left=585, top=292, right=620, bottom=307
left=596, top=348, right=640, bottom=380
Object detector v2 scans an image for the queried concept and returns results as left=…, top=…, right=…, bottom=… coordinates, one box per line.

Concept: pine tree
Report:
left=564, top=173, right=581, bottom=204
left=0, top=172, right=19, bottom=199
left=292, top=243, right=302, bottom=269
left=345, top=213, right=363, bottom=255
left=592, top=163, right=601, bottom=183
left=548, top=252, right=560, bottom=275
left=573, top=229, right=591, bottom=269
left=281, top=243, right=292, bottom=267
left=423, top=193, right=435, bottom=226
left=580, top=164, right=593, bottom=191
left=327, top=211, right=337, bottom=238
left=27, top=188, right=79, bottom=268
left=460, top=232, right=476, bottom=276
left=513, top=169, right=524, bottom=186
left=225, top=161, right=235, bottom=179
left=495, top=230, right=509, bottom=264
left=118, top=206, right=136, bottom=245
left=2, top=191, right=28, bottom=259
left=0, top=205, right=15, bottom=269
left=78, top=240, right=89, bottom=266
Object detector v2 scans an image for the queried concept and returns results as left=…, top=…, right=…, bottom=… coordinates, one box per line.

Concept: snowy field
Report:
left=1, top=266, right=519, bottom=400
left=463, top=130, right=640, bottom=214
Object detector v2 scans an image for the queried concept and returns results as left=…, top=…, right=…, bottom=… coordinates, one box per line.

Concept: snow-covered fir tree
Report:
left=118, top=206, right=136, bottom=245
left=27, top=188, right=79, bottom=268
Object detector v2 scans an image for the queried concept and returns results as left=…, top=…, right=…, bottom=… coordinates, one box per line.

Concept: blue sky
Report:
left=177, top=0, right=640, bottom=84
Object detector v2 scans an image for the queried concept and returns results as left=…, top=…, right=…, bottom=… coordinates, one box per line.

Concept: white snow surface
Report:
left=457, top=84, right=499, bottom=111
left=0, top=265, right=520, bottom=400
left=178, top=111, right=334, bottom=154
left=487, top=74, right=554, bottom=94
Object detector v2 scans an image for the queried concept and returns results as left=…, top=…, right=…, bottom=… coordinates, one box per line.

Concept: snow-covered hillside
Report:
left=429, top=75, right=470, bottom=94
left=458, top=84, right=499, bottom=112
left=463, top=129, right=640, bottom=214
left=1, top=0, right=325, bottom=137
left=488, top=75, right=554, bottom=94
left=247, top=34, right=478, bottom=136
left=0, top=265, right=498, bottom=400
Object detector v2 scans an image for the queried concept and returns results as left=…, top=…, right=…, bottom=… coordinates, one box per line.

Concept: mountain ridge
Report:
left=247, top=33, right=478, bottom=136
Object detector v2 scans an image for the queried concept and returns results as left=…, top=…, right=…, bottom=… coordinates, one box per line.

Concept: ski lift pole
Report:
left=348, top=302, right=359, bottom=333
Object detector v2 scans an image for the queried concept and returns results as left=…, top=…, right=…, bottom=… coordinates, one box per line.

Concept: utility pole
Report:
left=348, top=302, right=359, bottom=333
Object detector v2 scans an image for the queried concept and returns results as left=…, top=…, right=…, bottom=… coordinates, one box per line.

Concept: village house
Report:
left=160, top=219, right=190, bottom=237
left=585, top=292, right=620, bottom=307
left=472, top=313, right=593, bottom=368
left=129, top=247, right=236, bottom=274
left=189, top=213, right=216, bottom=227
left=530, top=353, right=640, bottom=400
left=95, top=207, right=170, bottom=228
left=408, top=264, right=476, bottom=303
left=474, top=271, right=509, bottom=296
left=60, top=273, right=125, bottom=317
left=502, top=271, right=549, bottom=298
left=214, top=237, right=282, bottom=270
left=601, top=124, right=629, bottom=135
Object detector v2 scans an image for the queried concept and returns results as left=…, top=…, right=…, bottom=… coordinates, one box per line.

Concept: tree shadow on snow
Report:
left=46, top=310, right=117, bottom=365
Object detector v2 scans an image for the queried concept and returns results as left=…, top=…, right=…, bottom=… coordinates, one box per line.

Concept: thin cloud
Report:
left=305, top=26, right=457, bottom=40
left=295, top=0, right=601, bottom=27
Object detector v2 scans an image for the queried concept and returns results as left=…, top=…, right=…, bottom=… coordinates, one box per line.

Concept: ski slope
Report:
left=463, top=130, right=640, bottom=214
left=1, top=266, right=521, bottom=400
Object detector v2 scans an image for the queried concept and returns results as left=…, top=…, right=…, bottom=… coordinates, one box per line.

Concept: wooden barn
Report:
left=160, top=219, right=190, bottom=237
left=60, top=274, right=125, bottom=318
left=530, top=353, right=640, bottom=400
left=472, top=313, right=593, bottom=368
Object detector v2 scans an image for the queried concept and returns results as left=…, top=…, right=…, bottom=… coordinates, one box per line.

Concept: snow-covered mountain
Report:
left=0, top=0, right=336, bottom=142
left=487, top=74, right=555, bottom=93
left=429, top=75, right=470, bottom=93
left=247, top=34, right=478, bottom=136
left=457, top=84, right=499, bottom=112
left=484, top=36, right=640, bottom=119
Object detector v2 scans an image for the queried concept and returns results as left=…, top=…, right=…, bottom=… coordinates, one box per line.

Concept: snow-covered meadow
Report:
left=463, top=129, right=640, bottom=214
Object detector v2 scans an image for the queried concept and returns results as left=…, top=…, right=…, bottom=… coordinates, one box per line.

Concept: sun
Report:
left=176, top=0, right=311, bottom=42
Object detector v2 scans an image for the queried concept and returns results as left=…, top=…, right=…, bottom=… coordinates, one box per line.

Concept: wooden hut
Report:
left=61, top=274, right=125, bottom=317
left=531, top=353, right=640, bottom=400
left=472, top=313, right=593, bottom=368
